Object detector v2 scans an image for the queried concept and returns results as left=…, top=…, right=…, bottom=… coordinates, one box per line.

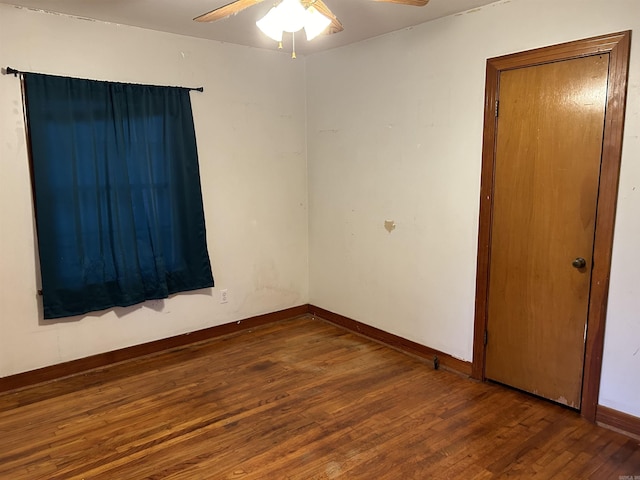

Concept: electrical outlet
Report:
left=220, top=289, right=228, bottom=304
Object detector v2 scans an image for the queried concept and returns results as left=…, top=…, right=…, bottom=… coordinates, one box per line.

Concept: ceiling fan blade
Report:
left=194, top=0, right=265, bottom=22
left=306, top=0, right=344, bottom=34
left=374, top=0, right=429, bottom=6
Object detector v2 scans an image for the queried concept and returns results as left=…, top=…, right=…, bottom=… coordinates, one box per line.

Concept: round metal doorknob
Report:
left=572, top=257, right=587, bottom=269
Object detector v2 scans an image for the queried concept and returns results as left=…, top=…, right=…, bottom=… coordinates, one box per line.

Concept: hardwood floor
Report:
left=0, top=316, right=638, bottom=479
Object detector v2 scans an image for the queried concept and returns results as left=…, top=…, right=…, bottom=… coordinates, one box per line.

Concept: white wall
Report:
left=0, top=5, right=309, bottom=377
left=306, top=0, right=640, bottom=417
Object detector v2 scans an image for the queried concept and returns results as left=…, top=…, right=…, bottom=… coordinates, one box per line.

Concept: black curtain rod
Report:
left=3, top=66, right=204, bottom=92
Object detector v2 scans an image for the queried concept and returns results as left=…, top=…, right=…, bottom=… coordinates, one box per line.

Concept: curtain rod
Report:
left=3, top=66, right=204, bottom=92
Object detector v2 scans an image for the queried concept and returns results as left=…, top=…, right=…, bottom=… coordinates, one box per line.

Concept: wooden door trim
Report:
left=472, top=31, right=631, bottom=422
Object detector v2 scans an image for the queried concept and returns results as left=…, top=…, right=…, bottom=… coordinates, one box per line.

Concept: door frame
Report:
left=472, top=31, right=631, bottom=422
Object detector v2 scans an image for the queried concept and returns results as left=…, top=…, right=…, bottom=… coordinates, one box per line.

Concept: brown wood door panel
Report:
left=485, top=55, right=609, bottom=408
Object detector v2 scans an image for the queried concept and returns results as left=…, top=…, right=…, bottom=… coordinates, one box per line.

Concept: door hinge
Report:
left=484, top=330, right=488, bottom=346
left=495, top=100, right=499, bottom=117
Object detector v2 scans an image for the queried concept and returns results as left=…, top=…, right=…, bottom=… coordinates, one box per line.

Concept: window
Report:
left=24, top=73, right=214, bottom=319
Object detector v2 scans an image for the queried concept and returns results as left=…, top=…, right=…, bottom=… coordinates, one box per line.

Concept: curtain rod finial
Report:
left=3, top=67, right=20, bottom=77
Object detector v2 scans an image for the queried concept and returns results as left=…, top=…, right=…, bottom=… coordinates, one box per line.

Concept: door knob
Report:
left=572, top=257, right=587, bottom=269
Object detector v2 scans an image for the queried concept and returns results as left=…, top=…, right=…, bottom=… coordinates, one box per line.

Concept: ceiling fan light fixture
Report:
left=276, top=0, right=307, bottom=32
left=257, top=0, right=332, bottom=53
left=256, top=6, right=284, bottom=42
left=304, top=6, right=331, bottom=40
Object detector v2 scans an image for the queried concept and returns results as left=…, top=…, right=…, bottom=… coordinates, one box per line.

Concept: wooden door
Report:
left=484, top=55, right=609, bottom=408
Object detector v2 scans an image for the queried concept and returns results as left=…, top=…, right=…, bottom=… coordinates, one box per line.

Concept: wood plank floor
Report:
left=0, top=316, right=638, bottom=479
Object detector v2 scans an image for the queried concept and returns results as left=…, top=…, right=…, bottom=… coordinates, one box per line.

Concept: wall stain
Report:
left=384, top=220, right=396, bottom=233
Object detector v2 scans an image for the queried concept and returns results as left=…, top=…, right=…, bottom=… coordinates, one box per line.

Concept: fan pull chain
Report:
left=292, top=32, right=296, bottom=59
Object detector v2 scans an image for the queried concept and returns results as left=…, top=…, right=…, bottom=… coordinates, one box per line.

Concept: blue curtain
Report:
left=24, top=73, right=214, bottom=319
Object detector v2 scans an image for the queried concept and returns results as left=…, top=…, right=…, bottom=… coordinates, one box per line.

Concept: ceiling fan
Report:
left=193, top=0, right=430, bottom=43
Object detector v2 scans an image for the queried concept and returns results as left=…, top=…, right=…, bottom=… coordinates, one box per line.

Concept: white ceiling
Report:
left=1, top=0, right=498, bottom=55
